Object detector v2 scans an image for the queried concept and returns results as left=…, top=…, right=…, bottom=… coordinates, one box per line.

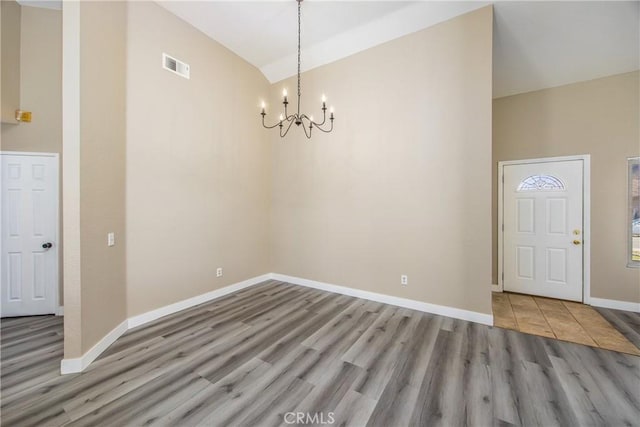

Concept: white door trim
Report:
left=498, top=154, right=591, bottom=304
left=1, top=151, right=60, bottom=315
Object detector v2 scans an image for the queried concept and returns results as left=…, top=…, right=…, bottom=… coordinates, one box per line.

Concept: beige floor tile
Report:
left=563, top=303, right=612, bottom=329
left=539, top=308, right=573, bottom=323
left=508, top=293, right=537, bottom=309
left=517, top=322, right=556, bottom=338
left=534, top=297, right=566, bottom=313
left=492, top=294, right=518, bottom=330
left=512, top=309, right=550, bottom=329
left=542, top=311, right=596, bottom=347
left=492, top=292, right=640, bottom=356
left=494, top=316, right=518, bottom=330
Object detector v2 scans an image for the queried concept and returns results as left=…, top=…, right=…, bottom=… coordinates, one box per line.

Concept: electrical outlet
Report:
left=401, top=275, right=408, bottom=286
left=107, top=232, right=115, bottom=247
left=216, top=267, right=223, bottom=278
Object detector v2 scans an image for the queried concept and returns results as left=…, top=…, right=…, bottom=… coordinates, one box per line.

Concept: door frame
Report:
left=1, top=151, right=60, bottom=315
left=497, top=154, right=591, bottom=304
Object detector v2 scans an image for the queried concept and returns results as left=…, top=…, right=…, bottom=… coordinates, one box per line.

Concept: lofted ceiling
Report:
left=16, top=1, right=640, bottom=98
left=158, top=1, right=490, bottom=83
left=157, top=0, right=639, bottom=98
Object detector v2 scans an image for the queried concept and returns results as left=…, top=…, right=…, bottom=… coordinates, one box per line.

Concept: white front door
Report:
left=503, top=159, right=584, bottom=301
left=1, top=153, right=58, bottom=316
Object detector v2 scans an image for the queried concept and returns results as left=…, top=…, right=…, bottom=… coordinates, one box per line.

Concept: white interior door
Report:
left=503, top=160, right=583, bottom=301
left=1, top=153, right=58, bottom=316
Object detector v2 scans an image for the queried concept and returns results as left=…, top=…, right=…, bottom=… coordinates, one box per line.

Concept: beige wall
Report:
left=493, top=71, right=640, bottom=303
left=1, top=0, right=20, bottom=123
left=125, top=2, right=271, bottom=317
left=1, top=5, right=63, bottom=303
left=2, top=6, right=61, bottom=152
left=78, top=1, right=127, bottom=351
left=271, top=7, right=494, bottom=315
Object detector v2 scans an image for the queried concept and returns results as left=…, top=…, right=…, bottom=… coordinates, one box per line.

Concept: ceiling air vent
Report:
left=162, top=53, right=190, bottom=79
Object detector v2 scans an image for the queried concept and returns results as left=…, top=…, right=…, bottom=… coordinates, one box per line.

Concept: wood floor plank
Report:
left=518, top=359, right=580, bottom=426
left=228, top=375, right=314, bottom=427
left=293, top=360, right=364, bottom=416
left=365, top=315, right=440, bottom=427
left=2, top=320, right=249, bottom=417
left=348, top=311, right=422, bottom=401
left=296, top=309, right=379, bottom=386
left=192, top=305, right=311, bottom=383
left=408, top=329, right=466, bottom=427
left=0, top=324, right=63, bottom=350
left=301, top=298, right=374, bottom=351
left=155, top=357, right=273, bottom=426
left=332, top=389, right=378, bottom=427
left=64, top=368, right=211, bottom=427
left=487, top=326, right=522, bottom=425
left=546, top=353, right=610, bottom=426
left=342, top=306, right=407, bottom=367
left=542, top=337, right=640, bottom=426
left=460, top=322, right=494, bottom=427
left=183, top=347, right=321, bottom=426
left=1, top=331, right=63, bottom=361
left=1, top=340, right=63, bottom=376
left=102, top=285, right=302, bottom=357
left=257, top=298, right=355, bottom=365
left=2, top=282, right=640, bottom=427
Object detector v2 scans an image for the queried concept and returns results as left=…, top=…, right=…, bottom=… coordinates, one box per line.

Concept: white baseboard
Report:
left=60, top=319, right=128, bottom=374
left=127, top=274, right=272, bottom=329
left=59, top=271, right=497, bottom=374
left=271, top=273, right=494, bottom=326
left=590, top=297, right=640, bottom=313
left=59, top=273, right=271, bottom=375
left=56, top=306, right=64, bottom=316
left=491, top=284, right=501, bottom=292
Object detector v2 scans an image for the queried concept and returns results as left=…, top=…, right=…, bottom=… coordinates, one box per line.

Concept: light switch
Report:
left=107, top=232, right=115, bottom=247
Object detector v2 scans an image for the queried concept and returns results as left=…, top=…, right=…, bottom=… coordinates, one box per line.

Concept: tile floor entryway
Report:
left=492, top=292, right=640, bottom=355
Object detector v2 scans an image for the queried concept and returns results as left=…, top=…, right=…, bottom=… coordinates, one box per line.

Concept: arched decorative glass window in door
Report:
left=517, top=175, right=565, bottom=191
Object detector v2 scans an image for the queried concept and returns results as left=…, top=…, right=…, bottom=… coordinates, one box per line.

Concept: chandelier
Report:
left=261, top=0, right=334, bottom=139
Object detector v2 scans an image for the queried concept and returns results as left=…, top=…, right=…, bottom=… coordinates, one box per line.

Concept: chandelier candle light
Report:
left=261, top=0, right=334, bottom=139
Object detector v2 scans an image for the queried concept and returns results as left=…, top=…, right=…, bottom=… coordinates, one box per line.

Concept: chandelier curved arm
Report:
left=280, top=117, right=296, bottom=138
left=302, top=121, right=312, bottom=139
left=312, top=118, right=334, bottom=134
left=311, top=107, right=328, bottom=127
left=299, top=113, right=319, bottom=127
left=300, top=112, right=333, bottom=133
left=285, top=113, right=297, bottom=122
left=314, top=113, right=327, bottom=127
left=261, top=113, right=283, bottom=130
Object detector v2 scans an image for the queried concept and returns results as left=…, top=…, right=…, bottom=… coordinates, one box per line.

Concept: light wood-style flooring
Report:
left=492, top=292, right=640, bottom=355
left=2, top=280, right=640, bottom=426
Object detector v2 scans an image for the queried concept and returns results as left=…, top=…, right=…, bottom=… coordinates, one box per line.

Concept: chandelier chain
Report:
left=260, top=0, right=334, bottom=139
left=297, top=0, right=301, bottom=107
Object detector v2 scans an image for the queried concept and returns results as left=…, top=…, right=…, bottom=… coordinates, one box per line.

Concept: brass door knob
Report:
left=573, top=240, right=581, bottom=245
